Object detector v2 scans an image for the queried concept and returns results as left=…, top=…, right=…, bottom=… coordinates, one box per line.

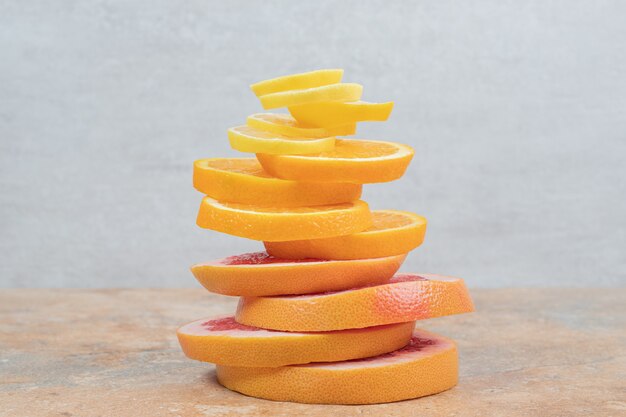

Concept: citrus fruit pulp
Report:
left=289, top=100, right=394, bottom=127
left=247, top=113, right=356, bottom=138
left=216, top=329, right=457, bottom=404
left=177, top=315, right=415, bottom=368
left=264, top=210, right=427, bottom=260
left=256, top=139, right=414, bottom=183
left=228, top=125, right=335, bottom=155
left=191, top=252, right=406, bottom=296
left=196, top=197, right=372, bottom=241
left=258, top=83, right=363, bottom=110
left=250, top=69, right=343, bottom=97
left=235, top=273, right=474, bottom=331
left=193, top=158, right=362, bottom=208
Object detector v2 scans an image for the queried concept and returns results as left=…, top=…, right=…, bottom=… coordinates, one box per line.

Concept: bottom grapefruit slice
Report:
left=216, top=329, right=457, bottom=404
left=177, top=316, right=415, bottom=368
left=236, top=273, right=474, bottom=331
left=191, top=252, right=405, bottom=296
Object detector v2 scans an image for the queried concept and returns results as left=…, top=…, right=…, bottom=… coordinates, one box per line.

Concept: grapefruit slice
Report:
left=191, top=252, right=406, bottom=297
left=227, top=125, right=335, bottom=155
left=256, top=139, right=414, bottom=183
left=236, top=273, right=474, bottom=331
left=250, top=69, right=343, bottom=97
left=177, top=315, right=415, bottom=368
left=289, top=100, right=394, bottom=127
left=258, top=83, right=363, bottom=110
left=196, top=197, right=372, bottom=241
left=216, top=329, right=457, bottom=404
left=193, top=159, right=362, bottom=208
left=265, top=210, right=427, bottom=260
left=247, top=113, right=356, bottom=138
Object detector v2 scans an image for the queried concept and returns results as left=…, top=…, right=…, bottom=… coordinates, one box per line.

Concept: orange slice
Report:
left=289, top=100, right=394, bottom=127
left=191, top=252, right=406, bottom=297
left=227, top=125, right=335, bottom=155
left=216, top=329, right=457, bottom=404
left=177, top=315, right=415, bottom=368
left=250, top=69, right=343, bottom=97
left=196, top=197, right=372, bottom=241
left=236, top=273, right=474, bottom=331
left=247, top=113, right=356, bottom=138
left=258, top=83, right=363, bottom=110
left=265, top=210, right=427, bottom=260
left=193, top=159, right=362, bottom=207
left=256, top=139, right=414, bottom=183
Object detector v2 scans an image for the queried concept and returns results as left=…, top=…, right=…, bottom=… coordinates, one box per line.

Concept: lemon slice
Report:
left=247, top=113, right=356, bottom=138
left=250, top=69, right=343, bottom=97
left=258, top=83, right=363, bottom=110
left=289, top=101, right=394, bottom=127
left=228, top=125, right=335, bottom=155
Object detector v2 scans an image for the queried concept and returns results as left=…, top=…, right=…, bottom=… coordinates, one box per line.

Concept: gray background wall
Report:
left=1, top=0, right=625, bottom=288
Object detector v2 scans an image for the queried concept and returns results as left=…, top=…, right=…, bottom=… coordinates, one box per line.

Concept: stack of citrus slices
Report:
left=177, top=69, right=474, bottom=405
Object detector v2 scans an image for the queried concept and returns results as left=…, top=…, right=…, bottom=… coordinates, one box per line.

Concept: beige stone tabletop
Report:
left=0, top=288, right=624, bottom=417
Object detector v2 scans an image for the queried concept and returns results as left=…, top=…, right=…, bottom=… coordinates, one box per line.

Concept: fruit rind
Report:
left=191, top=252, right=406, bottom=296
left=216, top=329, right=458, bottom=404
left=264, top=210, right=427, bottom=259
left=193, top=158, right=362, bottom=207
left=177, top=316, right=416, bottom=368
left=196, top=197, right=372, bottom=241
left=250, top=69, right=343, bottom=97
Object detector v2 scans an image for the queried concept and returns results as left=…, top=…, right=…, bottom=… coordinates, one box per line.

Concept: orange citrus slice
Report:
left=191, top=252, right=406, bottom=297
left=265, top=210, right=427, bottom=260
left=258, top=83, right=363, bottom=110
left=193, top=159, right=362, bottom=207
left=247, top=113, right=356, bottom=138
left=250, top=69, right=343, bottom=97
left=216, top=329, right=457, bottom=404
left=289, top=100, right=394, bottom=127
left=177, top=315, right=415, bottom=368
left=236, top=273, right=474, bottom=331
left=196, top=197, right=372, bottom=241
left=256, top=139, right=414, bottom=183
left=228, top=125, right=335, bottom=155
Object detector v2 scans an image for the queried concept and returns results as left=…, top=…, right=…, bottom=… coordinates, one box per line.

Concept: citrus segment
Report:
left=216, top=329, right=458, bottom=404
left=247, top=113, right=356, bottom=138
left=289, top=100, right=394, bottom=127
left=227, top=125, right=335, bottom=155
left=191, top=252, right=406, bottom=297
left=258, top=83, right=363, bottom=110
left=177, top=315, right=415, bottom=368
left=193, top=159, right=362, bottom=208
left=236, top=273, right=474, bottom=331
left=250, top=69, right=343, bottom=97
left=265, top=210, right=427, bottom=260
left=256, top=139, right=414, bottom=183
left=196, top=197, right=372, bottom=241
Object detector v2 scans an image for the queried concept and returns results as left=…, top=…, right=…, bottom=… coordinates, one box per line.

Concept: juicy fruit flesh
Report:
left=258, top=83, right=363, bottom=110
left=202, top=316, right=262, bottom=332
left=250, top=69, right=343, bottom=97
left=215, top=329, right=458, bottom=404
left=202, top=158, right=272, bottom=178
left=305, top=139, right=401, bottom=159
left=219, top=252, right=323, bottom=266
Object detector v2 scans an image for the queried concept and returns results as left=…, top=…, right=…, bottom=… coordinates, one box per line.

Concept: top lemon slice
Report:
left=258, top=83, right=363, bottom=110
left=250, top=69, right=343, bottom=97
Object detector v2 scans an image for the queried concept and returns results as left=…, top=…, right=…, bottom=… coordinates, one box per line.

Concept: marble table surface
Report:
left=1, top=288, right=624, bottom=417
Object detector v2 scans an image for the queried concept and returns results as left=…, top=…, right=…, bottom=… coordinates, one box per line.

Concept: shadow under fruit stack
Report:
left=177, top=69, right=474, bottom=405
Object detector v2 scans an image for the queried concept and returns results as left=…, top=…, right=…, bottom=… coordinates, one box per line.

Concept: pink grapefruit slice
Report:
left=216, top=329, right=457, bottom=404
left=191, top=252, right=406, bottom=297
left=236, top=273, right=474, bottom=331
left=177, top=315, right=415, bottom=368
